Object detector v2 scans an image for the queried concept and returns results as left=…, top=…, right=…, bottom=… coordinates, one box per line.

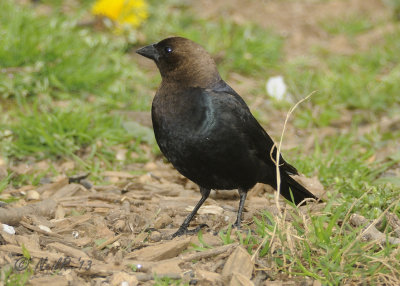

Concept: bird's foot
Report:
left=171, top=224, right=209, bottom=238
left=232, top=220, right=241, bottom=230
left=231, top=220, right=257, bottom=235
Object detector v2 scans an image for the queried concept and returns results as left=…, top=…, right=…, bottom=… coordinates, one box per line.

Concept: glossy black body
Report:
left=136, top=37, right=318, bottom=236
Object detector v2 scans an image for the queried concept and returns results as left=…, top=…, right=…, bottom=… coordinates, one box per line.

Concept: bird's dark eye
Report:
left=164, top=46, right=173, bottom=53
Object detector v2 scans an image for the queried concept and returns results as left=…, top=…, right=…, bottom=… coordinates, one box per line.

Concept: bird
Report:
left=136, top=37, right=319, bottom=237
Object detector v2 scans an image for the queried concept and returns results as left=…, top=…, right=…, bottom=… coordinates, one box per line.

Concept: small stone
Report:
left=38, top=225, right=51, bottom=233
left=111, top=241, right=121, bottom=248
left=72, top=230, right=79, bottom=239
left=149, top=231, right=162, bottom=242
left=196, top=205, right=224, bottom=215
left=60, top=161, right=75, bottom=172
left=138, top=173, right=152, bottom=184
left=144, top=162, right=158, bottom=171
left=39, top=177, right=52, bottom=184
left=2, top=224, right=15, bottom=235
left=80, top=179, right=93, bottom=189
left=116, top=149, right=127, bottom=161
left=26, top=190, right=40, bottom=201
left=114, top=220, right=126, bottom=231
left=68, top=172, right=90, bottom=183
left=154, top=213, right=173, bottom=229
left=110, top=272, right=138, bottom=286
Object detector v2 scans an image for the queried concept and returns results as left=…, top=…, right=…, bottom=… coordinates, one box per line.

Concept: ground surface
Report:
left=0, top=159, right=320, bottom=285
left=1, top=0, right=400, bottom=285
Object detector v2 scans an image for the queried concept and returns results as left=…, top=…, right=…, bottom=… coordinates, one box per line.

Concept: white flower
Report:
left=266, top=75, right=287, bottom=101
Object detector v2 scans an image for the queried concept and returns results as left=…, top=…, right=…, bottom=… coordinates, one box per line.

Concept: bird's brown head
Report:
left=136, top=37, right=221, bottom=88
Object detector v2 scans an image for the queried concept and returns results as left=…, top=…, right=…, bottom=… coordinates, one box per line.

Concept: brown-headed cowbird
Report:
left=136, top=37, right=318, bottom=237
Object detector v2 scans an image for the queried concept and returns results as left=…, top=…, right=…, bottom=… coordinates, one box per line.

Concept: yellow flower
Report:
left=92, top=0, right=148, bottom=28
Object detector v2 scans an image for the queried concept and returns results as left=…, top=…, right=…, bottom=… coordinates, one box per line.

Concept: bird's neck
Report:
left=160, top=67, right=221, bottom=90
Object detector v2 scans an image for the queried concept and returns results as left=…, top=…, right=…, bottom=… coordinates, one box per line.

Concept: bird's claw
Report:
left=232, top=220, right=241, bottom=230
left=171, top=223, right=209, bottom=238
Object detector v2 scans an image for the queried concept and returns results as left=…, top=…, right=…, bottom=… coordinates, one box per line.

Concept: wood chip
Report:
left=0, top=199, right=57, bottom=226
left=36, top=178, right=69, bottom=197
left=20, top=221, right=63, bottom=239
left=222, top=246, right=254, bottom=279
left=15, top=234, right=41, bottom=251
left=126, top=237, right=191, bottom=261
left=182, top=243, right=239, bottom=263
left=387, top=212, right=400, bottom=238
left=189, top=232, right=223, bottom=248
left=230, top=272, right=255, bottom=286
left=197, top=205, right=224, bottom=215
left=125, top=243, right=239, bottom=275
left=350, top=214, right=400, bottom=245
left=47, top=242, right=89, bottom=259
left=97, top=234, right=123, bottom=250
left=55, top=205, right=65, bottom=220
left=103, top=171, right=136, bottom=178
left=51, top=183, right=83, bottom=200
left=0, top=244, right=118, bottom=276
left=28, top=275, right=70, bottom=286
left=196, top=270, right=224, bottom=286
left=53, top=213, right=92, bottom=234
left=151, top=260, right=182, bottom=275
left=60, top=201, right=116, bottom=208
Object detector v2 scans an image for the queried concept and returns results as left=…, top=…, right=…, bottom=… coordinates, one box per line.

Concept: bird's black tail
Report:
left=280, top=173, right=319, bottom=205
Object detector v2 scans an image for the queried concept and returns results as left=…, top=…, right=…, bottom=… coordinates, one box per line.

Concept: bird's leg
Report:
left=233, top=188, right=248, bottom=229
left=172, top=187, right=211, bottom=238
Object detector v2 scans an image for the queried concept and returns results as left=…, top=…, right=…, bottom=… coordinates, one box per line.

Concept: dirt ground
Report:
left=0, top=0, right=398, bottom=285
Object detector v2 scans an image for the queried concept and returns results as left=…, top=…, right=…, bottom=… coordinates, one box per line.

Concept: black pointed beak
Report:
left=136, top=44, right=159, bottom=61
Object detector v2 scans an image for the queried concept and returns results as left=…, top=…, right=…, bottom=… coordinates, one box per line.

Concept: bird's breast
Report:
left=152, top=89, right=215, bottom=138
left=150, top=88, right=262, bottom=190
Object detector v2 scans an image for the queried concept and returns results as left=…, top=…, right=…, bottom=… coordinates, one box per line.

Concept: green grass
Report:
left=0, top=1, right=117, bottom=98
left=320, top=15, right=373, bottom=36
left=285, top=29, right=400, bottom=127
left=0, top=0, right=154, bottom=183
left=1, top=265, right=32, bottom=286
left=154, top=276, right=187, bottom=286
left=0, top=0, right=152, bottom=108
left=142, top=1, right=283, bottom=77
left=4, top=102, right=151, bottom=161
left=249, top=202, right=400, bottom=285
